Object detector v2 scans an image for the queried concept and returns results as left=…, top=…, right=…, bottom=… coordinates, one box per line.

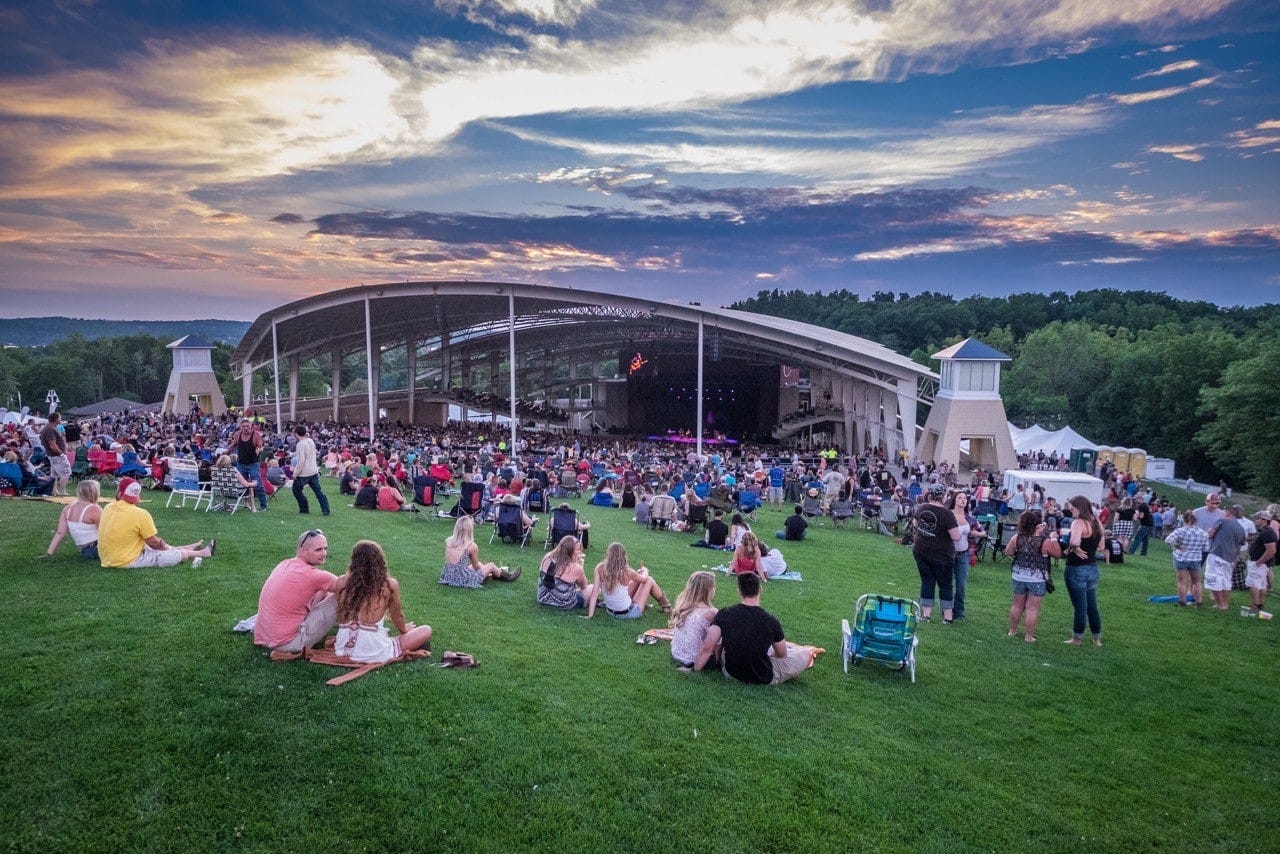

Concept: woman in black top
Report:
left=1064, top=495, right=1104, bottom=646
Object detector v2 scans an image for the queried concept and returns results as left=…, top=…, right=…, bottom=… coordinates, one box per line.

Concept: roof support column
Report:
left=896, top=380, right=918, bottom=464
left=242, top=365, right=253, bottom=412
left=331, top=349, right=341, bottom=424
left=508, top=292, right=518, bottom=454
left=288, top=356, right=299, bottom=424
left=696, top=315, right=704, bottom=458
left=271, top=320, right=282, bottom=430
left=364, top=296, right=375, bottom=443
left=407, top=339, right=417, bottom=425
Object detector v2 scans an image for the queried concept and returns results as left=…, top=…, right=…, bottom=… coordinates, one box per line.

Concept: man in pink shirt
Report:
left=254, top=529, right=338, bottom=653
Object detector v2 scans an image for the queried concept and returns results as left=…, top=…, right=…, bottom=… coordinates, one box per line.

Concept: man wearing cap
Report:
left=1245, top=511, right=1276, bottom=612
left=98, top=478, right=214, bottom=569
left=254, top=529, right=338, bottom=653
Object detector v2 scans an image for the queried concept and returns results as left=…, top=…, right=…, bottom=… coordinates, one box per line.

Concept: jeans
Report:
left=236, top=462, right=268, bottom=510
left=952, top=550, right=970, bottom=618
left=292, top=473, right=330, bottom=515
left=915, top=552, right=953, bottom=608
left=1064, top=563, right=1102, bottom=638
left=1128, top=525, right=1151, bottom=555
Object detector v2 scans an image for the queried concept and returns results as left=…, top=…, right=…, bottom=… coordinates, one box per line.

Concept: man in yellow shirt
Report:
left=99, top=478, right=215, bottom=569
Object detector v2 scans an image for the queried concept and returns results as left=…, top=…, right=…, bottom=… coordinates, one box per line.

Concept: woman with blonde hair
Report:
left=331, top=540, right=433, bottom=663
left=537, top=535, right=592, bottom=610
left=439, top=515, right=520, bottom=587
left=44, top=479, right=102, bottom=559
left=587, top=542, right=670, bottom=619
left=669, top=571, right=718, bottom=669
left=730, top=531, right=765, bottom=580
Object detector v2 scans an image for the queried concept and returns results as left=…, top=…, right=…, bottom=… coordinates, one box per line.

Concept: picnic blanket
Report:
left=711, top=564, right=803, bottom=581
left=640, top=627, right=825, bottom=668
left=1147, top=594, right=1198, bottom=604
left=269, top=636, right=430, bottom=686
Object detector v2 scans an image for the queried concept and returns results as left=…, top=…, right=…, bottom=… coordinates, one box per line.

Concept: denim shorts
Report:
left=607, top=603, right=643, bottom=619
left=1011, top=579, right=1047, bottom=597
left=1174, top=560, right=1201, bottom=573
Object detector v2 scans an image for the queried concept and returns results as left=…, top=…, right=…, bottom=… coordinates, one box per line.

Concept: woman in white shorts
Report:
left=586, top=542, right=670, bottom=619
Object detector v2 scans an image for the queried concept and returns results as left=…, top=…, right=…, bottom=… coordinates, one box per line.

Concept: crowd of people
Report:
left=18, top=405, right=1277, bottom=682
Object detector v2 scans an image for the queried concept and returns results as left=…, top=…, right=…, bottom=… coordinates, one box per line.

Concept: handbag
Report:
left=1042, top=567, right=1055, bottom=595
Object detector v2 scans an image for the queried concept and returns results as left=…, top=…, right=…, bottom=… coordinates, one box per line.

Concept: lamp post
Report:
left=46, top=389, right=59, bottom=414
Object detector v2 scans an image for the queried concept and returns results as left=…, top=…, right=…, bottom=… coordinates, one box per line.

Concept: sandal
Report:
left=208, top=539, right=217, bottom=558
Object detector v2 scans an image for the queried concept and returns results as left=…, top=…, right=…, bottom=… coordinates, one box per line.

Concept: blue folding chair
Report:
left=842, top=594, right=921, bottom=683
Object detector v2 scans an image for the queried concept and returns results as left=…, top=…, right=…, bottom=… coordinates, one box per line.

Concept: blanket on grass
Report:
left=640, top=627, right=825, bottom=668
left=1147, top=594, right=1198, bottom=604
left=269, top=637, right=430, bottom=686
left=711, top=564, right=803, bottom=581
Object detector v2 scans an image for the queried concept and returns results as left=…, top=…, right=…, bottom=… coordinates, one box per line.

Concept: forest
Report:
left=733, top=288, right=1280, bottom=498
left=2, top=288, right=1277, bottom=496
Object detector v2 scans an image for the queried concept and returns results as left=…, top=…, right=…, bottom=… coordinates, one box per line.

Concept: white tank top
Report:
left=66, top=503, right=98, bottom=546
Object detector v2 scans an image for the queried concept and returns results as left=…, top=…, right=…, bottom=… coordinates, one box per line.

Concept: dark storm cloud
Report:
left=270, top=212, right=306, bottom=224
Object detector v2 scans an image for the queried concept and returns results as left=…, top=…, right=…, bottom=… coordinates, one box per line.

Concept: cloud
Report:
left=1146, top=143, right=1205, bottom=162
left=1112, top=75, right=1218, bottom=104
left=270, top=213, right=307, bottom=224
left=1228, top=119, right=1280, bottom=150
left=1135, top=59, right=1200, bottom=79
left=435, top=0, right=600, bottom=27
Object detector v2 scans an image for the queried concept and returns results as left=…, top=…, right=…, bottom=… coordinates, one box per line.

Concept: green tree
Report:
left=1197, top=335, right=1280, bottom=498
left=1001, top=322, right=1124, bottom=430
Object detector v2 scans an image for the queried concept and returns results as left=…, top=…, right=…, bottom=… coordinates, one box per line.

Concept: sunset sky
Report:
left=2, top=0, right=1278, bottom=320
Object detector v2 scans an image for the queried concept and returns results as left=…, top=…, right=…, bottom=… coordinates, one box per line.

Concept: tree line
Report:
left=734, top=288, right=1280, bottom=498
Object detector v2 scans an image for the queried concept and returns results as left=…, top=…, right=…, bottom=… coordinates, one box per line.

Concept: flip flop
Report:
left=208, top=538, right=217, bottom=558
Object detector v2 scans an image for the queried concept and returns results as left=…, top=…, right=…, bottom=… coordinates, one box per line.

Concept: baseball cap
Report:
left=117, top=477, right=142, bottom=502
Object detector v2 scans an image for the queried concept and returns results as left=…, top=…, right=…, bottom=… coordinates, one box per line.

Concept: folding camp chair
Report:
left=737, top=490, right=761, bottom=524
left=842, top=594, right=921, bottom=683
left=166, top=458, right=212, bottom=510
left=801, top=493, right=824, bottom=525
left=70, top=447, right=91, bottom=480
left=207, top=466, right=253, bottom=514
left=684, top=500, right=709, bottom=534
left=524, top=486, right=548, bottom=515
left=490, top=501, right=531, bottom=547
left=649, top=494, right=678, bottom=530
left=876, top=502, right=901, bottom=537
left=412, top=474, right=439, bottom=508
left=545, top=505, right=585, bottom=548
left=449, top=480, right=485, bottom=519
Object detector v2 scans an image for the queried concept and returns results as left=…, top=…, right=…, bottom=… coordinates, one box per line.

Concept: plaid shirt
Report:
left=1166, top=524, right=1209, bottom=563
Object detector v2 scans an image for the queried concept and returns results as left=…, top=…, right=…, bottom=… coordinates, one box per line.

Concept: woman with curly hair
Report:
left=586, top=542, right=670, bottom=619
left=330, top=540, right=432, bottom=663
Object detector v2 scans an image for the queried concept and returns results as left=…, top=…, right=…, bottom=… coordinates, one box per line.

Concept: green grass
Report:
left=2, top=489, right=1276, bottom=852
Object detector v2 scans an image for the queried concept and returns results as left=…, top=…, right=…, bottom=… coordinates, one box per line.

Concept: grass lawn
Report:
left=1, top=487, right=1276, bottom=852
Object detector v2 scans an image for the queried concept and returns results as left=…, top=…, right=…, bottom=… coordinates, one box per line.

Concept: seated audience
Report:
left=439, top=515, right=520, bottom=587
left=254, top=528, right=338, bottom=652
left=99, top=478, right=213, bottom=569
left=692, top=509, right=729, bottom=549
left=44, top=479, right=102, bottom=560
left=693, top=572, right=811, bottom=684
left=759, top=543, right=788, bottom=578
left=587, top=542, right=671, bottom=619
left=331, top=540, right=433, bottom=663
left=353, top=477, right=379, bottom=509
left=776, top=506, right=809, bottom=541
left=730, top=532, right=765, bottom=579
left=536, top=535, right=593, bottom=610
left=670, top=571, right=719, bottom=670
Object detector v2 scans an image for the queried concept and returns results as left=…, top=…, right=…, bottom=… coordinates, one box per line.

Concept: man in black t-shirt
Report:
left=776, top=506, right=808, bottom=541
left=1245, top=511, right=1277, bottom=611
left=693, top=510, right=729, bottom=549
left=694, top=573, right=809, bottom=684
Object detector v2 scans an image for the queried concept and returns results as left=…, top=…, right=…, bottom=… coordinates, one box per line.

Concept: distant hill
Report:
left=0, top=317, right=250, bottom=347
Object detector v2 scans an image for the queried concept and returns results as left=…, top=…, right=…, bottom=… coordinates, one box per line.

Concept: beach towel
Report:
left=1147, top=594, right=1198, bottom=604
left=268, top=636, right=430, bottom=685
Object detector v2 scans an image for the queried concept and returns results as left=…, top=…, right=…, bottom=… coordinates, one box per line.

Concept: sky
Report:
left=1, top=0, right=1278, bottom=320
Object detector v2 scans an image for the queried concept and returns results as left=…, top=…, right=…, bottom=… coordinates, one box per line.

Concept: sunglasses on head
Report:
left=301, top=529, right=324, bottom=543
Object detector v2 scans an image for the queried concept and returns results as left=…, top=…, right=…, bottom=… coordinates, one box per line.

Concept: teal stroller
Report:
left=841, top=594, right=921, bottom=683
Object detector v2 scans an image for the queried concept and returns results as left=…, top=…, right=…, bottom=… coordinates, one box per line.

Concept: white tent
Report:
left=1009, top=423, right=1098, bottom=457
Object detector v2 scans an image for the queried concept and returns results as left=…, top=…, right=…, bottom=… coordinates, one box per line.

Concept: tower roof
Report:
left=932, top=337, right=1011, bottom=362
left=167, top=334, right=215, bottom=350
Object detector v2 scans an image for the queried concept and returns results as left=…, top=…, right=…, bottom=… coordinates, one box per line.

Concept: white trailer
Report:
left=1002, top=470, right=1104, bottom=508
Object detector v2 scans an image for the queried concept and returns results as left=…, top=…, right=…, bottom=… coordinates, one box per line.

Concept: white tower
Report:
left=916, top=338, right=1017, bottom=472
left=162, top=335, right=228, bottom=416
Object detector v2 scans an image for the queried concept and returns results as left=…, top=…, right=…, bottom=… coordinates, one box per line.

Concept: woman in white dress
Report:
left=331, top=540, right=433, bottom=664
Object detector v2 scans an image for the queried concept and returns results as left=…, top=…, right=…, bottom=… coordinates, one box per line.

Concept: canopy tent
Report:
left=1008, top=423, right=1098, bottom=457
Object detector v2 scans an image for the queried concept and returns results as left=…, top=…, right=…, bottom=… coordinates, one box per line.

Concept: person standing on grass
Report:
left=254, top=529, right=338, bottom=653
left=692, top=571, right=810, bottom=684
left=1204, top=508, right=1247, bottom=610
left=290, top=425, right=330, bottom=517
left=1245, top=511, right=1276, bottom=612
left=40, top=411, right=71, bottom=497
left=330, top=540, right=433, bottom=663
left=1005, top=510, right=1061, bottom=642
left=231, top=418, right=268, bottom=511
left=1063, top=495, right=1104, bottom=647
left=1166, top=511, right=1208, bottom=606
left=912, top=483, right=961, bottom=624
left=1191, top=492, right=1225, bottom=567
left=1129, top=501, right=1154, bottom=556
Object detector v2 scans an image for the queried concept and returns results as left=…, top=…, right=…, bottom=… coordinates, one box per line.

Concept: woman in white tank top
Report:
left=44, top=479, right=102, bottom=560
